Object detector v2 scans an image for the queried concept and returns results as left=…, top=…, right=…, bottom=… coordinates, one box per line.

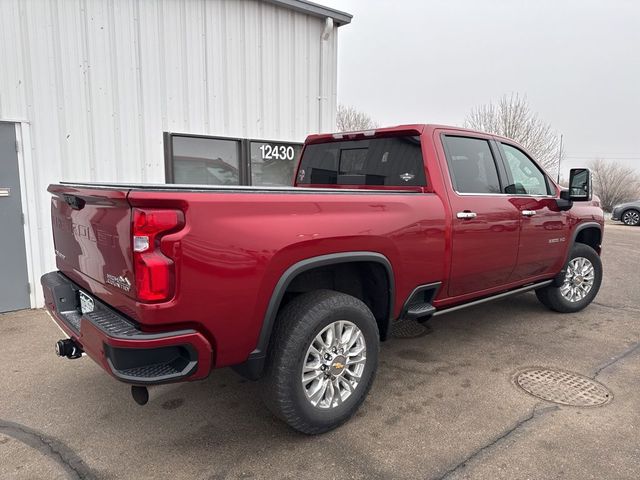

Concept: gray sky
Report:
left=322, top=0, right=640, bottom=177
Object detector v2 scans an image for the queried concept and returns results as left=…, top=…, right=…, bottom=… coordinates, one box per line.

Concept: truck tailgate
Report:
left=48, top=184, right=136, bottom=299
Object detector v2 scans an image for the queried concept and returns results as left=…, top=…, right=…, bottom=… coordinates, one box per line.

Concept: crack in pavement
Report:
left=432, top=404, right=559, bottom=480
left=592, top=301, right=640, bottom=313
left=0, top=419, right=97, bottom=479
left=431, top=339, right=640, bottom=480
left=592, top=341, right=640, bottom=379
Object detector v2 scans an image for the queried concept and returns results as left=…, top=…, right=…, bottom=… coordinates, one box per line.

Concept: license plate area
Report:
left=78, top=290, right=95, bottom=315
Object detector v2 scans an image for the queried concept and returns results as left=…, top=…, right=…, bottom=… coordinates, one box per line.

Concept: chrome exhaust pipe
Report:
left=55, top=339, right=83, bottom=359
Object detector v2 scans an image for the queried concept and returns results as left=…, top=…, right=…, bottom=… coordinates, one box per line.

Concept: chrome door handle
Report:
left=0, top=187, right=10, bottom=197
left=456, top=211, right=477, bottom=219
left=522, top=210, right=537, bottom=216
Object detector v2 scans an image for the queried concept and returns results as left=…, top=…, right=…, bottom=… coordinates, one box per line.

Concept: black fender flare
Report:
left=234, top=251, right=395, bottom=379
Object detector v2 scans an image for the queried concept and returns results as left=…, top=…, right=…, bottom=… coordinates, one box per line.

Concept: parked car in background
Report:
left=611, top=201, right=640, bottom=226
left=41, top=125, right=603, bottom=434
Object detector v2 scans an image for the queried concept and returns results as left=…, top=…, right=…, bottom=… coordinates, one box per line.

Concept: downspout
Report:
left=318, top=17, right=333, bottom=133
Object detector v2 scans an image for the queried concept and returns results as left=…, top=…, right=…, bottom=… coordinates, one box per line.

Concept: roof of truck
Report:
left=304, top=124, right=508, bottom=144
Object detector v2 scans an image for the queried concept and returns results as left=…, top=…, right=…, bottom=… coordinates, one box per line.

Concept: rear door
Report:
left=496, top=141, right=569, bottom=281
left=48, top=185, right=135, bottom=299
left=438, top=133, right=521, bottom=297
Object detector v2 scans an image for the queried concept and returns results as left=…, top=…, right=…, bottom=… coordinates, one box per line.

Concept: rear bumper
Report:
left=41, top=271, right=213, bottom=385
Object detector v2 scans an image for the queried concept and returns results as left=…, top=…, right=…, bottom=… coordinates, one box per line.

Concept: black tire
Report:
left=535, top=243, right=602, bottom=313
left=622, top=209, right=640, bottom=226
left=261, top=290, right=379, bottom=435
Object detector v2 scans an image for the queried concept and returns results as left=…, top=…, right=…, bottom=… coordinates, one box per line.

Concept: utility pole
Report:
left=556, top=134, right=564, bottom=184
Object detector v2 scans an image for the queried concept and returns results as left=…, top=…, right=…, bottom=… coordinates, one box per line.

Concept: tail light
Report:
left=132, top=208, right=184, bottom=302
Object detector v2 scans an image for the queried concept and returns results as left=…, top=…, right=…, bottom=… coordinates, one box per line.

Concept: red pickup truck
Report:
left=42, top=124, right=603, bottom=434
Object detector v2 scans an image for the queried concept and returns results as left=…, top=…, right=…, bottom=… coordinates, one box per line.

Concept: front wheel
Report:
left=262, top=290, right=379, bottom=435
left=536, top=243, right=602, bottom=313
left=622, top=209, right=640, bottom=226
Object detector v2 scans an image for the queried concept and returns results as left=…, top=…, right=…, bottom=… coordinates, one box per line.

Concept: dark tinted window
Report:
left=443, top=136, right=501, bottom=194
left=297, top=136, right=426, bottom=186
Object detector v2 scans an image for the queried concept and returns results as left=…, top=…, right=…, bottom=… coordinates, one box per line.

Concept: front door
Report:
left=0, top=123, right=30, bottom=312
left=496, top=141, right=570, bottom=281
left=439, top=133, right=521, bottom=297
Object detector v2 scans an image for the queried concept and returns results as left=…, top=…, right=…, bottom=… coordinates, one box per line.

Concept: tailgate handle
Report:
left=63, top=194, right=86, bottom=210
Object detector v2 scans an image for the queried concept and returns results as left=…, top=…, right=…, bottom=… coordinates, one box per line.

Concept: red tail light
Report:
left=132, top=208, right=184, bottom=302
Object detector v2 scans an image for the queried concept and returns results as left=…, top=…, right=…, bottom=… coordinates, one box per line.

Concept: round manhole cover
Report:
left=515, top=367, right=612, bottom=407
left=392, top=319, right=432, bottom=339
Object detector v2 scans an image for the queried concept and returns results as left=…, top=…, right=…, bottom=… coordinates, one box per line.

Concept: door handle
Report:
left=0, top=187, right=10, bottom=197
left=456, top=211, right=477, bottom=219
left=522, top=210, right=537, bottom=217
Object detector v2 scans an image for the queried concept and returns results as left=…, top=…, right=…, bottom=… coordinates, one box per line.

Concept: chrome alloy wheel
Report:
left=561, top=257, right=595, bottom=302
left=301, top=321, right=367, bottom=409
left=622, top=210, right=640, bottom=226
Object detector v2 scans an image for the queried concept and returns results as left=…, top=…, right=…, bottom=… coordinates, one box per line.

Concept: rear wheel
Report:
left=536, top=243, right=602, bottom=313
left=262, top=290, right=379, bottom=435
left=622, top=209, right=640, bottom=226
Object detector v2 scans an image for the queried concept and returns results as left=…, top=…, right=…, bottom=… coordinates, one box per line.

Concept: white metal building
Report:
left=0, top=0, right=351, bottom=311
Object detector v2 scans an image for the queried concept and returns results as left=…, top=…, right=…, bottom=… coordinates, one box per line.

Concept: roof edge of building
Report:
left=265, top=0, right=353, bottom=25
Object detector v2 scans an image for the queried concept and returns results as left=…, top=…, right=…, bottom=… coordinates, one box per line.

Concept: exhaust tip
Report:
left=55, top=339, right=83, bottom=359
left=131, top=386, right=149, bottom=406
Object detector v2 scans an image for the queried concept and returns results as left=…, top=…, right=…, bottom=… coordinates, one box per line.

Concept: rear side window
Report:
left=443, top=136, right=501, bottom=194
left=297, top=136, right=426, bottom=186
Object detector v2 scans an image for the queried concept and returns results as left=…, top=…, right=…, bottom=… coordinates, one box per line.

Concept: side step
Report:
left=432, top=280, right=553, bottom=317
left=405, top=303, right=436, bottom=320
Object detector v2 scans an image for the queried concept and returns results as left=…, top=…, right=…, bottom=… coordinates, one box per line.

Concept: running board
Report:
left=432, top=280, right=553, bottom=317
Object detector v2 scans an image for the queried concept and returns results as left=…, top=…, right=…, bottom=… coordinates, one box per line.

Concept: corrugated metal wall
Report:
left=0, top=0, right=339, bottom=307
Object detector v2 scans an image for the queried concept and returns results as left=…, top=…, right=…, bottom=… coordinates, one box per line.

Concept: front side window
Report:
left=443, top=136, right=501, bottom=194
left=297, top=136, right=426, bottom=186
left=500, top=143, right=551, bottom=195
left=172, top=136, right=240, bottom=185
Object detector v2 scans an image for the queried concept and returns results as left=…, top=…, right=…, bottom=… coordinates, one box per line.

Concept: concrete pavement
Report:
left=1, top=223, right=638, bottom=479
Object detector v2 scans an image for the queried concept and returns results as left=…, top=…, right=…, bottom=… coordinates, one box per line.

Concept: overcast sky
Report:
left=321, top=0, right=640, bottom=177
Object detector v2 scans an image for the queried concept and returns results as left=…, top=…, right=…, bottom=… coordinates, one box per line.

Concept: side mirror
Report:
left=568, top=168, right=592, bottom=201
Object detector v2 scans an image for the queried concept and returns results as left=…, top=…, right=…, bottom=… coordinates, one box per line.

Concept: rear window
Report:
left=297, top=136, right=426, bottom=186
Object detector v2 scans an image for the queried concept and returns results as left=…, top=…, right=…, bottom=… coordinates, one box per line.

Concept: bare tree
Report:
left=464, top=93, right=562, bottom=172
left=336, top=104, right=378, bottom=132
left=589, top=158, right=640, bottom=212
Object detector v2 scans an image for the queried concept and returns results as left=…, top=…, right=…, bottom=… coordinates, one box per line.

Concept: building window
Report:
left=249, top=141, right=302, bottom=186
left=164, top=133, right=302, bottom=187
left=171, top=135, right=241, bottom=185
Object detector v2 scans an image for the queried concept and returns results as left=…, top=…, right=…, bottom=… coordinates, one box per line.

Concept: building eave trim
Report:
left=264, top=0, right=353, bottom=25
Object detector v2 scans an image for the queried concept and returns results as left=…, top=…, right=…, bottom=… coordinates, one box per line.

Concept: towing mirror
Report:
left=568, top=168, right=592, bottom=201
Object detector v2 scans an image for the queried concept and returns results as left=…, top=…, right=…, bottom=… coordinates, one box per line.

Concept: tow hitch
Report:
left=55, top=339, right=83, bottom=359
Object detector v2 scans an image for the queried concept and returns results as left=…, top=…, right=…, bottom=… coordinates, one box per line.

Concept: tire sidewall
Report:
left=287, top=299, right=379, bottom=428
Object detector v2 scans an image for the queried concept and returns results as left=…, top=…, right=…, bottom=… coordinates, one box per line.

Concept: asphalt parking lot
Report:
left=1, top=223, right=638, bottom=480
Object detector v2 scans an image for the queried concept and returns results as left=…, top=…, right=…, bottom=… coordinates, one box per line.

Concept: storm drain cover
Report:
left=392, top=319, right=432, bottom=339
left=515, top=367, right=612, bottom=407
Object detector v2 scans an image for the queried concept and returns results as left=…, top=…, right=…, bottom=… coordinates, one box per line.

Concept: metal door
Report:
left=437, top=131, right=520, bottom=298
left=0, top=123, right=30, bottom=312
